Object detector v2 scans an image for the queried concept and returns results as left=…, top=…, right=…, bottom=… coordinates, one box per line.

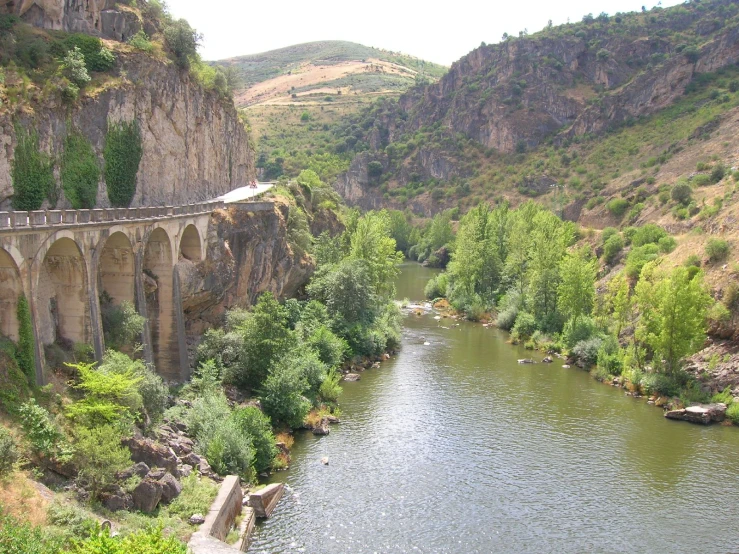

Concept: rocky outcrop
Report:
left=664, top=403, right=727, bottom=425
left=178, top=201, right=313, bottom=339
left=0, top=0, right=140, bottom=40
left=0, top=51, right=255, bottom=209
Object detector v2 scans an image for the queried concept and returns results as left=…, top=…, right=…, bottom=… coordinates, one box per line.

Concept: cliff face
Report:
left=0, top=51, right=255, bottom=209
left=178, top=201, right=313, bottom=339
left=0, top=0, right=140, bottom=40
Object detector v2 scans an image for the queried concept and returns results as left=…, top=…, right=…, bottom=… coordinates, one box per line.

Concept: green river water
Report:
left=249, top=263, right=739, bottom=553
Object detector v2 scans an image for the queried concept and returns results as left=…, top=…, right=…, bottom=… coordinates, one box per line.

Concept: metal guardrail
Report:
left=0, top=200, right=227, bottom=231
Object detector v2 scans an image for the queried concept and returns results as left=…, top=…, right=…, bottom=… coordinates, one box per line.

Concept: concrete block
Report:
left=249, top=483, right=284, bottom=518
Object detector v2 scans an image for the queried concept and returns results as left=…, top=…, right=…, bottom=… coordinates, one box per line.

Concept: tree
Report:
left=634, top=264, right=712, bottom=374
left=605, top=273, right=631, bottom=336
left=347, top=211, right=404, bottom=298
left=61, top=46, right=90, bottom=87
left=529, top=211, right=574, bottom=321
left=558, top=252, right=597, bottom=323
left=163, top=18, right=202, bottom=69
left=259, top=357, right=310, bottom=429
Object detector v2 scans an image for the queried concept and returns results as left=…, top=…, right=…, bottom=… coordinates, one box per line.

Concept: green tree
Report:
left=61, top=46, right=90, bottom=87
left=11, top=126, right=55, bottom=211
left=163, top=18, right=202, bottom=69
left=558, top=252, right=597, bottom=323
left=61, top=131, right=99, bottom=209
left=230, top=406, right=277, bottom=474
left=605, top=273, right=631, bottom=336
left=347, top=211, right=403, bottom=298
left=104, top=120, right=143, bottom=207
left=529, top=211, right=574, bottom=321
left=634, top=263, right=712, bottom=374
left=259, top=357, right=310, bottom=429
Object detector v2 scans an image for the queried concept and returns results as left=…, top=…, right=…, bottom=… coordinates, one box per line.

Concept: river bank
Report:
left=248, top=263, right=739, bottom=553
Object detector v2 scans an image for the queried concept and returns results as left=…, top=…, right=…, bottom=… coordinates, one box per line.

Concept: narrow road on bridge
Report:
left=217, top=182, right=274, bottom=204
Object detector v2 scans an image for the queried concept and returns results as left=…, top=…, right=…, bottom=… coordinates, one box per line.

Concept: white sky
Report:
left=164, top=0, right=684, bottom=65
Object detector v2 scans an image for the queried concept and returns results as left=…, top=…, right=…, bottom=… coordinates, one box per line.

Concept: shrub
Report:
left=61, top=131, right=99, bottom=209
left=602, top=234, right=624, bottom=264
left=693, top=174, right=712, bottom=187
left=562, top=316, right=599, bottom=349
left=318, top=369, right=342, bottom=404
left=99, top=351, right=167, bottom=425
left=230, top=406, right=277, bottom=473
left=128, top=30, right=154, bottom=53
left=512, top=311, right=537, bottom=338
left=572, top=337, right=603, bottom=366
left=711, top=386, right=734, bottom=405
left=657, top=236, right=677, bottom=253
left=424, top=273, right=448, bottom=299
left=11, top=126, right=55, bottom=211
left=0, top=426, right=18, bottom=474
left=68, top=525, right=187, bottom=554
left=306, top=326, right=347, bottom=369
left=64, top=34, right=115, bottom=72
left=496, top=306, right=518, bottom=330
left=16, top=294, right=36, bottom=385
left=607, top=198, right=629, bottom=217
left=168, top=474, right=219, bottom=519
left=727, top=403, right=739, bottom=425
left=706, top=238, right=730, bottom=263
left=72, top=424, right=131, bottom=494
left=104, top=120, right=143, bottom=207
left=625, top=244, right=660, bottom=279
left=671, top=182, right=692, bottom=205
left=18, top=400, right=68, bottom=460
left=100, top=297, right=145, bottom=351
left=0, top=513, right=62, bottom=554
left=61, top=46, right=90, bottom=87
left=163, top=18, right=201, bottom=69
left=260, top=359, right=310, bottom=429
left=640, top=372, right=683, bottom=397
left=631, top=223, right=667, bottom=247
left=710, top=164, right=725, bottom=184
left=601, top=227, right=619, bottom=244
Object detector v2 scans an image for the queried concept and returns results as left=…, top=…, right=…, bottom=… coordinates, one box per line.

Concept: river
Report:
left=249, top=263, right=739, bottom=553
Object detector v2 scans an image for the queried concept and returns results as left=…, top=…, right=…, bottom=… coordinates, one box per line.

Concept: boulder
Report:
left=182, top=452, right=203, bottom=467
left=517, top=359, right=535, bottom=364
left=179, top=464, right=193, bottom=478
left=100, top=491, right=132, bottom=512
left=147, top=468, right=166, bottom=480
left=116, top=461, right=150, bottom=480
left=132, top=479, right=163, bottom=513
left=189, top=513, right=206, bottom=525
left=158, top=473, right=183, bottom=503
left=312, top=420, right=330, bottom=436
left=343, top=373, right=361, bottom=382
left=124, top=437, right=180, bottom=477
left=542, top=356, right=553, bottom=363
left=665, top=403, right=727, bottom=425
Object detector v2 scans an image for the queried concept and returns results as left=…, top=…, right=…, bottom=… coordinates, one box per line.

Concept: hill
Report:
left=214, top=40, right=447, bottom=107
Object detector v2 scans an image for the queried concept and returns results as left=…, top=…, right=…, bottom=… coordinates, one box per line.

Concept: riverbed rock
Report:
left=344, top=373, right=361, bottom=382
left=664, top=403, right=727, bottom=425
left=312, top=420, right=330, bottom=436
left=542, top=356, right=553, bottom=363
left=321, top=457, right=329, bottom=465
left=518, top=359, right=535, bottom=364
left=132, top=479, right=163, bottom=512
left=562, top=364, right=571, bottom=369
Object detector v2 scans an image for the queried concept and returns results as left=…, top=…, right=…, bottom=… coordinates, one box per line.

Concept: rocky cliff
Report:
left=178, top=200, right=313, bottom=340
left=0, top=50, right=255, bottom=209
left=0, top=0, right=140, bottom=40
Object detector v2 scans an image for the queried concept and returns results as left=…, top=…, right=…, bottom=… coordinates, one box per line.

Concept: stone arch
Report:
left=143, top=226, right=178, bottom=379
left=36, top=237, right=90, bottom=347
left=179, top=224, right=202, bottom=262
left=0, top=248, right=23, bottom=341
left=98, top=231, right=136, bottom=307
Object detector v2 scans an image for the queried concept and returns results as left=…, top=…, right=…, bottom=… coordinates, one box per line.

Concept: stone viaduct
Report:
left=0, top=201, right=224, bottom=384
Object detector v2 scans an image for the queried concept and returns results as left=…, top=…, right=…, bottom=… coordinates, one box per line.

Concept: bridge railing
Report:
left=0, top=200, right=227, bottom=230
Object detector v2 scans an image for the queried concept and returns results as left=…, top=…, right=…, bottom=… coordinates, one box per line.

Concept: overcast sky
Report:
left=164, top=0, right=684, bottom=65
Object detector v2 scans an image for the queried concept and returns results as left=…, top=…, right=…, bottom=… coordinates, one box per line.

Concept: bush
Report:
left=640, top=372, right=683, bottom=397
left=306, top=326, right=347, bottom=369
left=18, top=400, right=68, bottom=460
left=128, top=30, right=154, bottom=53
left=0, top=513, right=62, bottom=554
left=100, top=297, right=145, bottom=351
left=230, top=407, right=277, bottom=473
left=424, top=273, right=448, bottom=299
left=318, top=369, right=342, bottom=404
left=710, top=164, right=725, bottom=184
left=63, top=34, right=115, bottom=72
left=512, top=311, right=537, bottom=338
left=16, top=294, right=36, bottom=385
left=706, top=238, right=730, bottom=263
left=607, top=198, right=629, bottom=217
left=72, top=424, right=131, bottom=494
left=727, top=403, right=739, bottom=425
left=104, top=120, right=143, bottom=207
left=61, top=46, right=90, bottom=87
left=61, top=131, right=99, bottom=209
left=625, top=244, right=660, bottom=279
left=100, top=351, right=167, bottom=425
left=711, top=386, right=734, bottom=405
left=601, top=227, right=619, bottom=244
left=572, top=337, right=603, bottom=366
left=168, top=474, right=219, bottom=519
left=671, top=182, right=692, bottom=205
left=496, top=306, right=519, bottom=331
left=259, top=358, right=310, bottom=429
left=602, top=234, right=624, bottom=264
left=0, top=426, right=18, bottom=474
left=187, top=391, right=254, bottom=478
left=11, top=126, right=55, bottom=211
left=631, top=224, right=667, bottom=247
left=562, top=316, right=599, bottom=349
left=68, top=524, right=187, bottom=554
left=163, top=18, right=201, bottom=69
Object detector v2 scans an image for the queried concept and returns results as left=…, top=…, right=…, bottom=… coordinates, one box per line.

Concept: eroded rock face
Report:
left=0, top=52, right=254, bottom=209
left=0, top=0, right=139, bottom=40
